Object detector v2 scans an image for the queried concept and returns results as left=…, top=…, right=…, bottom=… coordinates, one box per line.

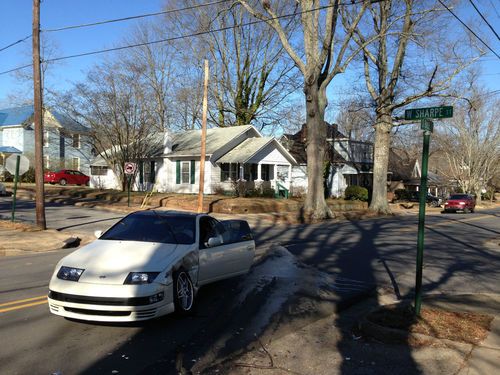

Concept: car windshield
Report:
left=100, top=212, right=195, bottom=244
left=449, top=194, right=467, bottom=200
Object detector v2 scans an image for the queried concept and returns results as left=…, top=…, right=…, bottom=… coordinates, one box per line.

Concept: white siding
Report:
left=2, top=127, right=24, bottom=152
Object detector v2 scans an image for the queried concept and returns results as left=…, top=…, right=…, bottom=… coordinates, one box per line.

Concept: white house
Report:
left=89, top=125, right=297, bottom=195
left=281, top=123, right=374, bottom=197
left=0, top=105, right=92, bottom=174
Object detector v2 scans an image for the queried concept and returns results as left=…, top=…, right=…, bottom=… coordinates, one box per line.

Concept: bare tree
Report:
left=351, top=0, right=482, bottom=213
left=334, top=98, right=374, bottom=141
left=60, top=61, right=162, bottom=191
left=165, top=0, right=301, bottom=132
left=435, top=85, right=500, bottom=203
left=238, top=0, right=371, bottom=219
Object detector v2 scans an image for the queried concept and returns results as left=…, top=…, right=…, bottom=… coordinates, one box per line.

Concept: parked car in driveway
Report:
left=44, top=169, right=89, bottom=186
left=443, top=194, right=476, bottom=213
left=409, top=191, right=443, bottom=207
left=47, top=210, right=255, bottom=322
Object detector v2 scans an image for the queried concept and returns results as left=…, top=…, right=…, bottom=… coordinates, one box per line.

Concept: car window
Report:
left=101, top=213, right=195, bottom=244
left=199, top=217, right=223, bottom=248
left=449, top=194, right=467, bottom=200
left=221, top=220, right=253, bottom=244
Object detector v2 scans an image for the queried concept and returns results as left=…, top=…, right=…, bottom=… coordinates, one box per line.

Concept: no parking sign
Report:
left=124, top=162, right=137, bottom=175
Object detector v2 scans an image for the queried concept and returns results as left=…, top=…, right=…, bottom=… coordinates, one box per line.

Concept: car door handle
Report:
left=246, top=246, right=253, bottom=251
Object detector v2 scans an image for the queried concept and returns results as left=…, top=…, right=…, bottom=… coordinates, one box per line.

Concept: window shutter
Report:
left=190, top=160, right=195, bottom=184
left=150, top=161, right=155, bottom=183
left=176, top=160, right=180, bottom=184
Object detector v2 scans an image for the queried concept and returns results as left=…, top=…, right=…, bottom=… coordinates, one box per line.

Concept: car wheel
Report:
left=59, top=179, right=67, bottom=186
left=430, top=200, right=439, bottom=207
left=173, top=270, right=195, bottom=315
left=463, top=207, right=470, bottom=214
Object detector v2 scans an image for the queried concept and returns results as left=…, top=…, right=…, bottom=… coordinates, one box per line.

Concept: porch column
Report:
left=256, top=163, right=262, bottom=181
left=239, top=163, right=244, bottom=180
left=288, top=164, right=292, bottom=188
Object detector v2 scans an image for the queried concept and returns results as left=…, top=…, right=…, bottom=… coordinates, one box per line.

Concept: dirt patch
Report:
left=367, top=303, right=493, bottom=345
left=0, top=220, right=42, bottom=232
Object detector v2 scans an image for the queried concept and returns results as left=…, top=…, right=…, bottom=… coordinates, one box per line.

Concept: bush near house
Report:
left=345, top=185, right=369, bottom=201
left=394, top=189, right=412, bottom=201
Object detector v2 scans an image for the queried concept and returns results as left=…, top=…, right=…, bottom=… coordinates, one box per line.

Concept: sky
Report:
left=0, top=0, right=499, bottom=111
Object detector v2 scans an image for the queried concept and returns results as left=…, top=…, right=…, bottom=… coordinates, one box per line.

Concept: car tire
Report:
left=59, top=179, right=67, bottom=186
left=173, top=269, right=195, bottom=315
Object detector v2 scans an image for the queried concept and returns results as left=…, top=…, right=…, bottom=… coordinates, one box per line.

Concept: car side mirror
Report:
left=207, top=236, right=222, bottom=248
left=94, top=230, right=103, bottom=239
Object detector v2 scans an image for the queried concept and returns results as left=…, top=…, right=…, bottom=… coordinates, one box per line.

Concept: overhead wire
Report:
left=0, top=34, right=32, bottom=53
left=468, top=0, right=500, bottom=41
left=436, top=0, right=500, bottom=60
left=0, top=0, right=375, bottom=76
left=41, top=0, right=231, bottom=32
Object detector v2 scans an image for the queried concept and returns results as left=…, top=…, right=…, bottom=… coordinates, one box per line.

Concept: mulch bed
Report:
left=367, top=303, right=493, bottom=345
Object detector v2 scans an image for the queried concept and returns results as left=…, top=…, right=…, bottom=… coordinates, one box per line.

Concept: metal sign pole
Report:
left=415, top=119, right=433, bottom=316
left=127, top=175, right=131, bottom=208
left=11, top=155, right=21, bottom=222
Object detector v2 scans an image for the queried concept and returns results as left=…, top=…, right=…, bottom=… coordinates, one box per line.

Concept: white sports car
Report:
left=47, top=210, right=255, bottom=322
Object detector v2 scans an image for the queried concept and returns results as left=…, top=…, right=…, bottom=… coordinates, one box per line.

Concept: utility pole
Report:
left=32, top=0, right=46, bottom=229
left=197, top=60, right=209, bottom=213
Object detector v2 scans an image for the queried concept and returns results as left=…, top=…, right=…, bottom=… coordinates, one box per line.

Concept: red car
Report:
left=44, top=169, right=90, bottom=186
left=443, top=194, right=476, bottom=213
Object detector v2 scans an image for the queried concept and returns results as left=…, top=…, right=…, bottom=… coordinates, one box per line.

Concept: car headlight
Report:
left=124, top=272, right=160, bottom=285
left=459, top=202, right=465, bottom=205
left=57, top=266, right=85, bottom=282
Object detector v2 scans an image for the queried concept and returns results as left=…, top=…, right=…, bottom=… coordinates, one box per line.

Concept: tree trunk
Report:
left=369, top=111, right=392, bottom=213
left=303, top=77, right=333, bottom=220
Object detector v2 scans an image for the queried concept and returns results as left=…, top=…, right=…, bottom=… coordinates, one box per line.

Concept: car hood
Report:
left=58, top=239, right=187, bottom=285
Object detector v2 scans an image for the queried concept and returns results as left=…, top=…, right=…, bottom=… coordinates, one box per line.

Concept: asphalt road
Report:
left=0, top=199, right=499, bottom=374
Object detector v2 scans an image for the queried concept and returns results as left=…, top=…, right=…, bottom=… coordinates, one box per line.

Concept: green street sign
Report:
left=421, top=119, right=434, bottom=132
left=405, top=106, right=453, bottom=120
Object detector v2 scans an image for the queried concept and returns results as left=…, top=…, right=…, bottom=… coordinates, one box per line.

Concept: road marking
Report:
left=0, top=299, right=47, bottom=313
left=0, top=295, right=47, bottom=308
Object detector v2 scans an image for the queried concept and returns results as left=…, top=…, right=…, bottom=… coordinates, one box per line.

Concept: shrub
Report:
left=345, top=185, right=369, bottom=201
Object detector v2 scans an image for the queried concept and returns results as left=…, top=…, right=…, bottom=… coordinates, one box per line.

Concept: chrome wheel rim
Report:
left=177, top=272, right=193, bottom=311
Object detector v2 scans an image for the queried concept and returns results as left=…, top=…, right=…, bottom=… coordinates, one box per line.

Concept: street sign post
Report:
left=407, top=105, right=453, bottom=316
left=124, top=162, right=137, bottom=207
left=6, top=154, right=30, bottom=222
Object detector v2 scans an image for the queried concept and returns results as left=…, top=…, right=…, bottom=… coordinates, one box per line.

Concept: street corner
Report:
left=0, top=220, right=89, bottom=256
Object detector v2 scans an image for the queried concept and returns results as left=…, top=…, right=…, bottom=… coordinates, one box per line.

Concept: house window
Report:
left=91, top=166, right=108, bottom=176
left=220, top=163, right=239, bottom=181
left=71, top=157, right=80, bottom=170
left=43, top=155, right=50, bottom=169
left=181, top=161, right=190, bottom=184
left=43, top=130, right=49, bottom=147
left=72, top=134, right=80, bottom=149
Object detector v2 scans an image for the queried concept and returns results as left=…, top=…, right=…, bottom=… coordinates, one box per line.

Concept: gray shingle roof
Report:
left=167, top=125, right=255, bottom=157
left=217, top=137, right=274, bottom=163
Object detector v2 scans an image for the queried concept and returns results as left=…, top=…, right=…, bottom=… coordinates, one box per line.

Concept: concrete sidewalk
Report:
left=202, top=293, right=500, bottom=375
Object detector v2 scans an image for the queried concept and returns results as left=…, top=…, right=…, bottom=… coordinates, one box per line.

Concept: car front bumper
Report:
left=47, top=281, right=174, bottom=322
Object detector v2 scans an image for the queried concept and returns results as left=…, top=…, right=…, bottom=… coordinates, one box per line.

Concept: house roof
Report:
left=166, top=125, right=257, bottom=157
left=217, top=137, right=297, bottom=165
left=0, top=105, right=34, bottom=127
left=0, top=146, right=22, bottom=153
left=0, top=105, right=89, bottom=133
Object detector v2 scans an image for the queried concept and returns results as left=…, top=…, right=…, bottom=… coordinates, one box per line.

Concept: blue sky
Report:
left=0, top=0, right=499, bottom=110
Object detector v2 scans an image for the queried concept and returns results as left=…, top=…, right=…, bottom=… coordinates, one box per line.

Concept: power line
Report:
left=0, top=34, right=32, bottom=53
left=437, top=0, right=500, bottom=60
left=468, top=0, right=500, bottom=41
left=41, top=0, right=231, bottom=32
left=1, top=0, right=374, bottom=76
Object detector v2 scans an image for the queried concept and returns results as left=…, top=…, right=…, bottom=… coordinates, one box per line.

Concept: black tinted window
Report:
left=101, top=213, right=195, bottom=244
left=221, top=220, right=253, bottom=244
left=449, top=195, right=467, bottom=200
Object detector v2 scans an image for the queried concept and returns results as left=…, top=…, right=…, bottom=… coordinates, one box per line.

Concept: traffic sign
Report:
left=405, top=106, right=453, bottom=120
left=124, top=162, right=137, bottom=175
left=6, top=154, right=30, bottom=175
